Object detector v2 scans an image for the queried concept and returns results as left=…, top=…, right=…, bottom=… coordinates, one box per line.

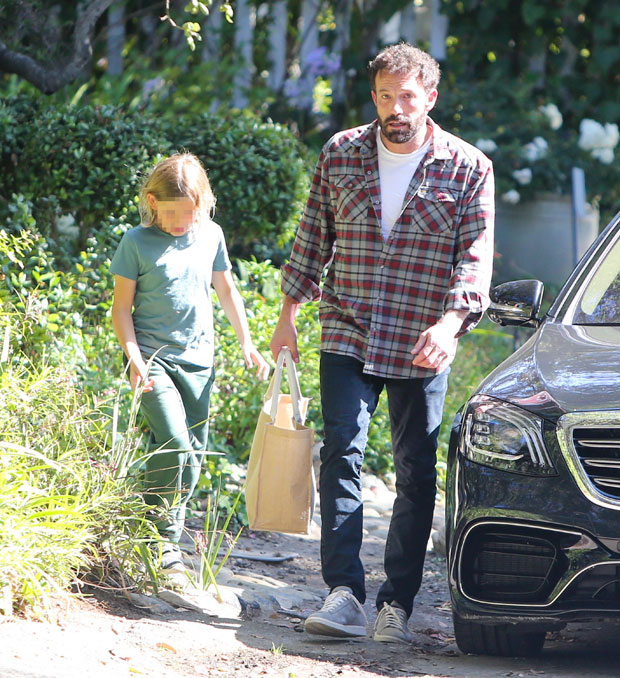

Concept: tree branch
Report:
left=0, top=0, right=115, bottom=94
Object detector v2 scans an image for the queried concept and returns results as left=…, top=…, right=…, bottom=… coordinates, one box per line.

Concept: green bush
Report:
left=170, top=110, right=311, bottom=262
left=0, top=198, right=123, bottom=393
left=0, top=96, right=311, bottom=266
left=0, top=96, right=169, bottom=255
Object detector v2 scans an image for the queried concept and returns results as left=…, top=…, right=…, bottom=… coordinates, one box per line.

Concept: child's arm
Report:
left=212, top=270, right=270, bottom=380
left=111, top=275, right=155, bottom=392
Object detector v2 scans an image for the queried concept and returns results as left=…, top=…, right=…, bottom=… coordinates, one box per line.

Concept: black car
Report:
left=446, top=210, right=620, bottom=657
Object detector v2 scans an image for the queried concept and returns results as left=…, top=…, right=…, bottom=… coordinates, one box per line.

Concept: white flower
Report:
left=512, top=168, right=533, bottom=185
left=578, top=119, right=619, bottom=151
left=475, top=138, right=497, bottom=154
left=502, top=189, right=521, bottom=204
left=578, top=119, right=619, bottom=164
left=539, top=103, right=563, bottom=130
left=592, top=147, right=615, bottom=164
left=523, top=136, right=548, bottom=162
left=579, top=119, right=605, bottom=150
left=604, top=122, right=620, bottom=149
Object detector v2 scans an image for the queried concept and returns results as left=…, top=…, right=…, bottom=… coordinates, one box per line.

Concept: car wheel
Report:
left=453, top=612, right=546, bottom=657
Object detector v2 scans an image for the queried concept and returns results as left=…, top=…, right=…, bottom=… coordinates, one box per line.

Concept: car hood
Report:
left=478, top=322, right=620, bottom=420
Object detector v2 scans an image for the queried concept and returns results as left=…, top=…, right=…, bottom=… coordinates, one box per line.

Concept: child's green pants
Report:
left=138, top=356, right=214, bottom=543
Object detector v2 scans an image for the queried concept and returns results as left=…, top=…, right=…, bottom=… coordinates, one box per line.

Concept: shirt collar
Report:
left=426, top=118, right=452, bottom=162
left=353, top=117, right=451, bottom=162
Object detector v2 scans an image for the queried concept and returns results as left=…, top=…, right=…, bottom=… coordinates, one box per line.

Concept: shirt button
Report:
left=366, top=170, right=372, bottom=175
left=374, top=200, right=380, bottom=205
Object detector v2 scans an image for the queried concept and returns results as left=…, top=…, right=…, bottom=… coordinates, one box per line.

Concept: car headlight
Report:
left=461, top=395, right=556, bottom=476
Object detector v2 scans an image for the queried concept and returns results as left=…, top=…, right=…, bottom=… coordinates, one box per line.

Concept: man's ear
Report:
left=371, top=89, right=377, bottom=107
left=426, top=88, right=438, bottom=113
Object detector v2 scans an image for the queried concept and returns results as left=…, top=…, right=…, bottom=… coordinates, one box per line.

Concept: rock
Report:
left=220, top=570, right=322, bottom=613
left=126, top=592, right=178, bottom=614
left=162, top=583, right=243, bottom=618
left=156, top=589, right=211, bottom=613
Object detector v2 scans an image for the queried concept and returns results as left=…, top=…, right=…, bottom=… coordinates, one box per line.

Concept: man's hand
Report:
left=269, top=296, right=301, bottom=363
left=269, top=319, right=299, bottom=363
left=410, top=310, right=467, bottom=372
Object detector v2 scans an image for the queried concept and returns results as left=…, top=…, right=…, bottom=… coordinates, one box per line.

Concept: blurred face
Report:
left=147, top=194, right=198, bottom=236
left=371, top=69, right=438, bottom=153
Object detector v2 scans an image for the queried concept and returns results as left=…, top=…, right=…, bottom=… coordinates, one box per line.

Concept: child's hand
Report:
left=130, top=361, right=155, bottom=392
left=242, top=344, right=270, bottom=381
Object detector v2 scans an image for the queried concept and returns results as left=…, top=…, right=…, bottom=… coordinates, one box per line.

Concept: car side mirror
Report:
left=487, top=280, right=544, bottom=327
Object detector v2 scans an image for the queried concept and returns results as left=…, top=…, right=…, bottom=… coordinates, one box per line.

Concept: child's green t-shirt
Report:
left=110, top=221, right=231, bottom=367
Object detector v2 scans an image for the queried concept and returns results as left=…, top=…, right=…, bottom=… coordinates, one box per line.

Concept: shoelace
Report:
left=322, top=590, right=351, bottom=612
left=379, top=604, right=406, bottom=629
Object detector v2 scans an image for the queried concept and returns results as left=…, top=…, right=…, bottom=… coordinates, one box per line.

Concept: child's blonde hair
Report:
left=139, top=153, right=216, bottom=227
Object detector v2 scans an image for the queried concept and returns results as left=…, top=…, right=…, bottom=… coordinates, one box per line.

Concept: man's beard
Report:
left=379, top=113, right=425, bottom=145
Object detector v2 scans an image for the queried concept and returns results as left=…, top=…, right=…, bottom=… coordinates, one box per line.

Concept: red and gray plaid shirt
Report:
left=281, top=118, right=495, bottom=379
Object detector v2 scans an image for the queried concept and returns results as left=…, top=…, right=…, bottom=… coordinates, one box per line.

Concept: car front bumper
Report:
left=447, top=453, right=620, bottom=629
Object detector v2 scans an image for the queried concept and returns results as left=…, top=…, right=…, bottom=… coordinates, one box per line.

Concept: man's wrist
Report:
left=438, top=309, right=468, bottom=335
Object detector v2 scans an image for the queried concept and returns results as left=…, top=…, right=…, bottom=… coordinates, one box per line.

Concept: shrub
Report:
left=0, top=97, right=311, bottom=267
left=0, top=96, right=169, bottom=255
left=170, top=110, right=311, bottom=262
left=0, top=198, right=122, bottom=393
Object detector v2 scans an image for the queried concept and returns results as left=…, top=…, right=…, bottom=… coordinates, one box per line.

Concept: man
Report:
left=269, top=43, right=494, bottom=643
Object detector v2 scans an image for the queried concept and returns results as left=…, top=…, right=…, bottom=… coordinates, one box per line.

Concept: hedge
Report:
left=0, top=96, right=310, bottom=264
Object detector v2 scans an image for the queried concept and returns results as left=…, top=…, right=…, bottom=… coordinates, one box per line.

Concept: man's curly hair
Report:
left=368, top=43, right=441, bottom=93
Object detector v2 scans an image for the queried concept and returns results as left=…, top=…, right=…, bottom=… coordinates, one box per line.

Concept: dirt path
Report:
left=2, top=506, right=620, bottom=678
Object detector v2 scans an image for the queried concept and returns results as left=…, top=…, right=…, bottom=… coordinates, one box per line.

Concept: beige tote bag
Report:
left=245, top=348, right=316, bottom=534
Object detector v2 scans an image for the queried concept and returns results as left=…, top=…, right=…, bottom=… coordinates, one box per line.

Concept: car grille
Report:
left=572, top=427, right=620, bottom=500
left=460, top=526, right=566, bottom=603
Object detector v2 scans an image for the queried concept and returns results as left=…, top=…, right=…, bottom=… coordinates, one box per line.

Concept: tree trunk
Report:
left=267, top=0, right=287, bottom=93
left=0, top=0, right=116, bottom=94
left=399, top=3, right=416, bottom=43
left=297, top=0, right=320, bottom=112
left=139, top=9, right=161, bottom=59
left=330, top=0, right=353, bottom=129
left=233, top=0, right=254, bottom=108
left=202, top=0, right=223, bottom=63
left=107, top=2, right=125, bottom=76
left=429, top=0, right=448, bottom=61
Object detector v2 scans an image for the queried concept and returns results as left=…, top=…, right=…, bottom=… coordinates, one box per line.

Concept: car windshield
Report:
left=571, top=232, right=620, bottom=325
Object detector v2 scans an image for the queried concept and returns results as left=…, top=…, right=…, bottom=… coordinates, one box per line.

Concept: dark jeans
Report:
left=319, top=351, right=449, bottom=617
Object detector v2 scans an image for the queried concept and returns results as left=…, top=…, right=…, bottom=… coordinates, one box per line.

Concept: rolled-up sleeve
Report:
left=444, top=162, right=495, bottom=334
left=281, top=148, right=336, bottom=303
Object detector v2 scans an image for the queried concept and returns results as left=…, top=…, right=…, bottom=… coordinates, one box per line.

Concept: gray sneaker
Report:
left=373, top=602, right=413, bottom=643
left=304, top=586, right=368, bottom=637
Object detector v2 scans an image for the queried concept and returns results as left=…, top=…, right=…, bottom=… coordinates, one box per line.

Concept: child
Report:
left=111, top=153, right=269, bottom=572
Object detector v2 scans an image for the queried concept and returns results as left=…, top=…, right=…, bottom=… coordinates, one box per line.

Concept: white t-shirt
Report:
left=377, top=129, right=431, bottom=240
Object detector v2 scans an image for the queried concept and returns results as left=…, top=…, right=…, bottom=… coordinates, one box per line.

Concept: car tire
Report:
left=453, top=612, right=546, bottom=657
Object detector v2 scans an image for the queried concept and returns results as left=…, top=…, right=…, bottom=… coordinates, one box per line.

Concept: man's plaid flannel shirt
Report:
left=281, top=118, right=495, bottom=379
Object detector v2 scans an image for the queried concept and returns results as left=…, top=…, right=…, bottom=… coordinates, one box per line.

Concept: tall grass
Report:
left=0, top=352, right=159, bottom=619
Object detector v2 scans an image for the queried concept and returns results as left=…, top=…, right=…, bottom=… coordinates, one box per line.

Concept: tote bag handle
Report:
left=270, top=348, right=304, bottom=423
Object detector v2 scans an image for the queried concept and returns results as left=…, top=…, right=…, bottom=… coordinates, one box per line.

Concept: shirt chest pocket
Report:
left=331, top=173, right=370, bottom=223
left=412, top=185, right=458, bottom=234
